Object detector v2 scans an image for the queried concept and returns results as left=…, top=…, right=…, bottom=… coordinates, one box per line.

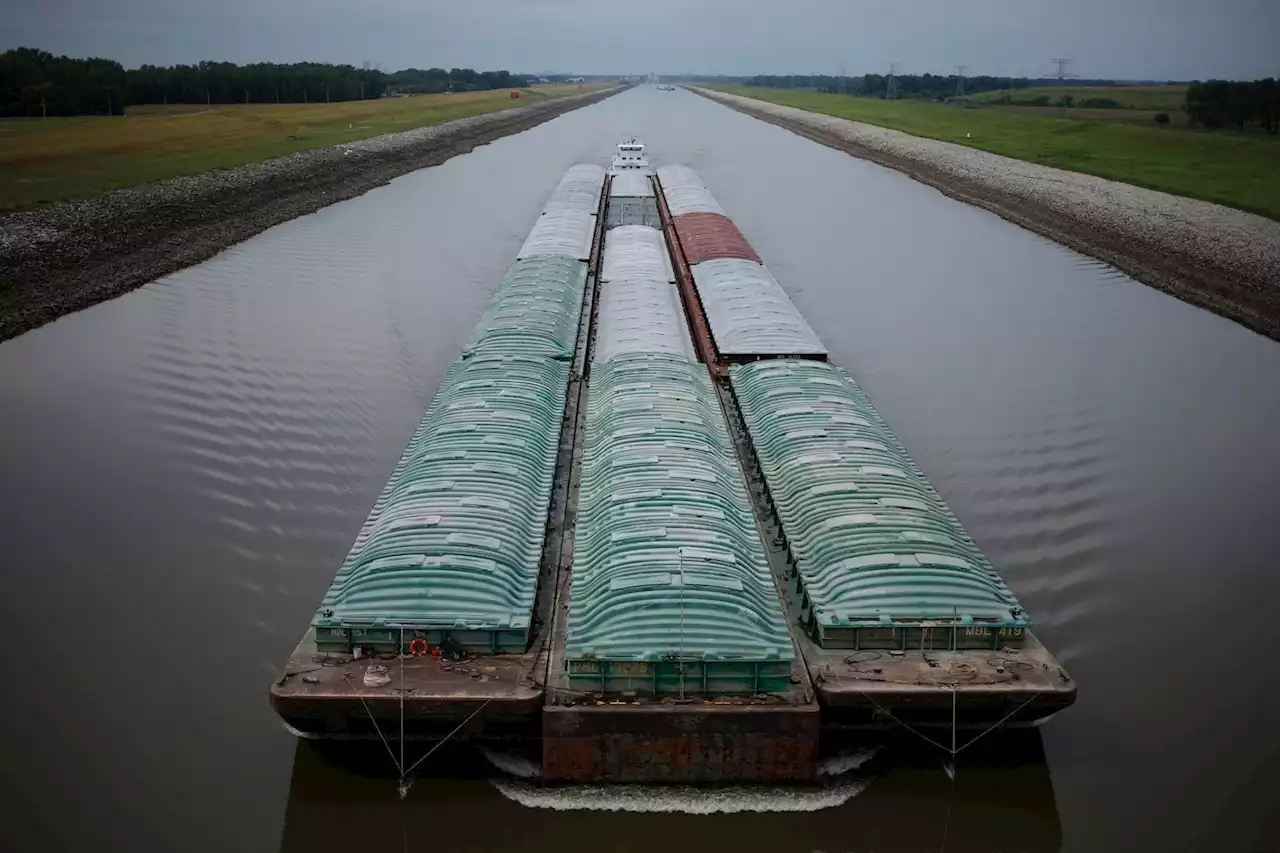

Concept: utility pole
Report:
left=955, top=64, right=968, bottom=98
left=325, top=84, right=330, bottom=103
left=886, top=62, right=899, bottom=100
left=245, top=89, right=249, bottom=104
left=106, top=91, right=112, bottom=116
left=206, top=90, right=211, bottom=107
left=1051, top=58, right=1074, bottom=115
left=839, top=63, right=846, bottom=95
left=360, top=81, right=364, bottom=100
left=41, top=96, right=47, bottom=119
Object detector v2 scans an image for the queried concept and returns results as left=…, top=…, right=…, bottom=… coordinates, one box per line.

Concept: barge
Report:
left=270, top=142, right=1074, bottom=781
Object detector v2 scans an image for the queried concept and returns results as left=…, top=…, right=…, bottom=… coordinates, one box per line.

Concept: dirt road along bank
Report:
left=0, top=86, right=621, bottom=343
left=692, top=87, right=1280, bottom=343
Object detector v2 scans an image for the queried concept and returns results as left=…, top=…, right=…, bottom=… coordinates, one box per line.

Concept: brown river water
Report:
left=2, top=87, right=1278, bottom=853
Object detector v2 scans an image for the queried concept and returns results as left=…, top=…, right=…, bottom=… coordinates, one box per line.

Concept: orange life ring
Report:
left=409, top=637, right=429, bottom=657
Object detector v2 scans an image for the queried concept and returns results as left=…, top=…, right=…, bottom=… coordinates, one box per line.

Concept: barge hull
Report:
left=543, top=703, right=820, bottom=782
left=654, top=170, right=1077, bottom=733
left=812, top=633, right=1077, bottom=729
left=270, top=167, right=610, bottom=742
left=270, top=639, right=542, bottom=739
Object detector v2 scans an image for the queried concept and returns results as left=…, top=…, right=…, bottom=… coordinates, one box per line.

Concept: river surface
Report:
left=2, top=86, right=1278, bottom=853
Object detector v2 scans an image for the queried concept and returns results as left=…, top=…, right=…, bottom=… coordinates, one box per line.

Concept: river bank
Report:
left=692, top=86, right=1280, bottom=342
left=0, top=86, right=620, bottom=342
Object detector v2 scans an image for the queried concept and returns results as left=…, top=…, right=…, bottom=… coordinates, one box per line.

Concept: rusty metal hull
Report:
left=270, top=633, right=544, bottom=739
left=543, top=703, right=820, bottom=782
left=655, top=176, right=722, bottom=373
left=809, top=633, right=1077, bottom=729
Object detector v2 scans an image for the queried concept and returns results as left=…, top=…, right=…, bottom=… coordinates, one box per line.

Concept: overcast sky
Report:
left=5, top=0, right=1277, bottom=80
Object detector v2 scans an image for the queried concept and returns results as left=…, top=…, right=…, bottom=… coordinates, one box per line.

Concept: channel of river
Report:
left=1, top=86, right=1277, bottom=853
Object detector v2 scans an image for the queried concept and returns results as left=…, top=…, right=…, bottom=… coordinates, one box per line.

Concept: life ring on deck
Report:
left=408, top=637, right=429, bottom=657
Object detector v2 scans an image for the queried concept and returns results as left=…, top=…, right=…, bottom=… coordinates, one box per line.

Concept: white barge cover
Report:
left=518, top=210, right=595, bottom=261
left=543, top=165, right=606, bottom=215
left=593, top=277, right=695, bottom=364
left=601, top=224, right=675, bottom=282
left=689, top=258, right=826, bottom=357
left=609, top=172, right=654, bottom=198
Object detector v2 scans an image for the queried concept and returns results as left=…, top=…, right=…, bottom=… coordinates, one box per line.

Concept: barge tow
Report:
left=270, top=143, right=1075, bottom=781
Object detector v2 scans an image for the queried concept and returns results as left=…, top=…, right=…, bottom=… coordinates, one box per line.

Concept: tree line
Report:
left=742, top=74, right=1033, bottom=100
left=386, top=68, right=529, bottom=95
left=1186, top=80, right=1278, bottom=133
left=0, top=47, right=530, bottom=117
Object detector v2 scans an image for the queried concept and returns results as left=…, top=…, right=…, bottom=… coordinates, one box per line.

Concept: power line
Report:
left=1050, top=58, right=1076, bottom=114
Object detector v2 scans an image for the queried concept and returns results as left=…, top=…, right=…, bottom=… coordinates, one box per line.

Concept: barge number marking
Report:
left=611, top=662, right=652, bottom=676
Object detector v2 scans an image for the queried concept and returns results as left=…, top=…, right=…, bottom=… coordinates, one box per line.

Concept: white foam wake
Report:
left=280, top=721, right=320, bottom=740
left=478, top=746, right=543, bottom=780
left=818, top=746, right=880, bottom=777
left=491, top=775, right=872, bottom=813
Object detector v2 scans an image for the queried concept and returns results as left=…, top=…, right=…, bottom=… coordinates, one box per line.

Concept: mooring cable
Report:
left=400, top=697, right=494, bottom=786
left=341, top=672, right=401, bottom=775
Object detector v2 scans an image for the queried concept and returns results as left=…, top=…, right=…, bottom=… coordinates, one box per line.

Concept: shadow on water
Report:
left=279, top=730, right=1061, bottom=853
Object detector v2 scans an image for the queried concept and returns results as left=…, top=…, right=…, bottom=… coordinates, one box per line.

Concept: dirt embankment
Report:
left=692, top=87, right=1280, bottom=343
left=0, top=87, right=621, bottom=342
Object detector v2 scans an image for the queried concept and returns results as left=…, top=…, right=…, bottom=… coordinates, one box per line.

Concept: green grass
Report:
left=0, top=85, right=605, bottom=211
left=969, top=84, right=1188, bottom=111
left=706, top=85, right=1280, bottom=221
left=984, top=105, right=1190, bottom=126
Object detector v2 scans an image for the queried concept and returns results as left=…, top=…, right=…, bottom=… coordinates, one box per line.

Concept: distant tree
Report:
left=742, top=72, right=1030, bottom=101
left=1186, top=78, right=1278, bottom=133
left=449, top=68, right=481, bottom=91
left=0, top=47, right=536, bottom=115
left=1060, top=94, right=1074, bottom=108
left=1154, top=112, right=1171, bottom=125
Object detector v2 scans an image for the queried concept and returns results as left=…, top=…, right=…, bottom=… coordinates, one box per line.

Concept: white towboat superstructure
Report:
left=610, top=139, right=650, bottom=175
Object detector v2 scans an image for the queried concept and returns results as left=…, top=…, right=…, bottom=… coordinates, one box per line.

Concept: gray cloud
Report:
left=4, top=0, right=1277, bottom=79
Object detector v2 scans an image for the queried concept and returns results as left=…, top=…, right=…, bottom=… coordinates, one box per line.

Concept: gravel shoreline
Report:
left=693, top=87, right=1280, bottom=342
left=0, top=87, right=620, bottom=342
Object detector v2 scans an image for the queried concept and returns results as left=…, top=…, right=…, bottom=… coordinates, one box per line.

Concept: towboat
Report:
left=609, top=138, right=649, bottom=174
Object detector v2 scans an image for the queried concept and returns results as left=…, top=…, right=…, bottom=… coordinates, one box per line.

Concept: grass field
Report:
left=706, top=85, right=1280, bottom=220
left=970, top=84, right=1188, bottom=111
left=989, top=105, right=1189, bottom=126
left=0, top=85, right=603, bottom=211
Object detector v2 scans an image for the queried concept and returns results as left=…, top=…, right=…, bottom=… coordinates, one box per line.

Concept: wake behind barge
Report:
left=271, top=141, right=1075, bottom=782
